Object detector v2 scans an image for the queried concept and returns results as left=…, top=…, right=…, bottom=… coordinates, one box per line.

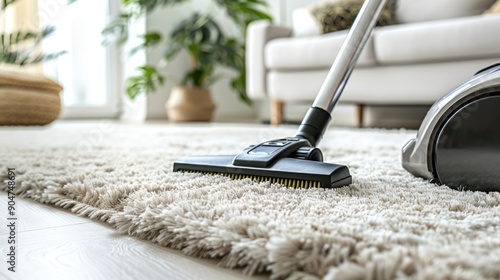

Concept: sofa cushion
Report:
left=266, top=59, right=500, bottom=104
left=265, top=30, right=376, bottom=70
left=375, top=15, right=500, bottom=64
left=395, top=0, right=496, bottom=23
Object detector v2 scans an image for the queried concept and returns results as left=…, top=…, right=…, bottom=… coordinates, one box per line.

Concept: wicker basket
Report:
left=0, top=67, right=62, bottom=126
left=166, top=86, right=216, bottom=122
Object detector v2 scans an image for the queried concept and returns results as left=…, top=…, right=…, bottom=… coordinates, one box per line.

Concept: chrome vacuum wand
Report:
left=295, top=0, right=388, bottom=146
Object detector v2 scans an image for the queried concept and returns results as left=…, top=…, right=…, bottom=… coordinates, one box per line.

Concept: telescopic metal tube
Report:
left=294, top=0, right=388, bottom=147
left=312, top=0, right=387, bottom=113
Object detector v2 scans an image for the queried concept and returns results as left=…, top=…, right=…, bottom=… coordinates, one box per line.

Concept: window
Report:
left=41, top=0, right=121, bottom=118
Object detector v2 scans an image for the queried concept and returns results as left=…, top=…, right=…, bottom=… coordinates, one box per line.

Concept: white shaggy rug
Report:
left=1, top=122, right=499, bottom=279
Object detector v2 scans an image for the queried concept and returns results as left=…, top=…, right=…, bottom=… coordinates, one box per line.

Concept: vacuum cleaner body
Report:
left=403, top=63, right=500, bottom=192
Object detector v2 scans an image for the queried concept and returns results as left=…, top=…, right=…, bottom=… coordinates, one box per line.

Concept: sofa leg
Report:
left=355, top=104, right=364, bottom=128
left=271, top=100, right=284, bottom=126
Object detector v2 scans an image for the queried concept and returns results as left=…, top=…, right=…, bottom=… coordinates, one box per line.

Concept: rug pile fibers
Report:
left=1, top=123, right=499, bottom=280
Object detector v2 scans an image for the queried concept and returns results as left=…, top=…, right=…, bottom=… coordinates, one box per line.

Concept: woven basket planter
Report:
left=166, top=86, right=216, bottom=122
left=0, top=67, right=62, bottom=126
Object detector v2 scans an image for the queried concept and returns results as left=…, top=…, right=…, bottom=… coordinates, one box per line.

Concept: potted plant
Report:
left=104, top=0, right=272, bottom=121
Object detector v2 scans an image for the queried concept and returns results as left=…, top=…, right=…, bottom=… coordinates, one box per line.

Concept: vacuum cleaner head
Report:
left=174, top=155, right=351, bottom=189
left=174, top=136, right=352, bottom=189
left=403, top=63, right=500, bottom=192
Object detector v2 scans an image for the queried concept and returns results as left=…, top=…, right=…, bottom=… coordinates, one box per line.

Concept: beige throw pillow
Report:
left=484, top=0, right=500, bottom=14
left=309, top=0, right=396, bottom=34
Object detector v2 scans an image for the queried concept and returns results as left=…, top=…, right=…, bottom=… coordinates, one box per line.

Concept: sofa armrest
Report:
left=246, top=20, right=293, bottom=100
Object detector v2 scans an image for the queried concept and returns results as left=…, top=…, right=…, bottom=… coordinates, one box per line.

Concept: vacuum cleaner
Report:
left=174, top=0, right=500, bottom=192
left=402, top=63, right=500, bottom=192
left=173, top=0, right=389, bottom=189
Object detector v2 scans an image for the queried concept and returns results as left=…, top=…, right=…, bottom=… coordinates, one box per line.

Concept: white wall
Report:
left=120, top=14, right=148, bottom=122
left=144, top=1, right=257, bottom=120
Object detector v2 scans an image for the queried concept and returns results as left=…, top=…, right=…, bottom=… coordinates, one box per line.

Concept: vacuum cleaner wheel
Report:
left=434, top=94, right=500, bottom=192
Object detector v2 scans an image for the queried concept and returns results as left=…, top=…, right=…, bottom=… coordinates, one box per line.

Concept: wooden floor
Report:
left=0, top=193, right=268, bottom=280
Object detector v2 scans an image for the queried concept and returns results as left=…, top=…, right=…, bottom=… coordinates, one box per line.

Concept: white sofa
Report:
left=246, top=0, right=500, bottom=126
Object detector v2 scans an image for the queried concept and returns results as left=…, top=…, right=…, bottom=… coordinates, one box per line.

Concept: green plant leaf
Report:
left=1, top=31, right=37, bottom=51
left=121, top=0, right=189, bottom=14
left=0, top=26, right=65, bottom=66
left=231, top=70, right=252, bottom=106
left=163, top=41, right=182, bottom=62
left=130, top=32, right=163, bottom=55
left=2, top=0, right=19, bottom=9
left=0, top=52, right=18, bottom=64
left=102, top=13, right=133, bottom=46
left=113, top=0, right=272, bottom=105
left=21, top=51, right=67, bottom=66
left=126, top=65, right=165, bottom=100
left=214, top=0, right=272, bottom=35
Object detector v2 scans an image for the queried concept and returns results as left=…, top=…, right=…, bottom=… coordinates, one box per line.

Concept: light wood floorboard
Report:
left=0, top=195, right=90, bottom=235
left=0, top=194, right=268, bottom=280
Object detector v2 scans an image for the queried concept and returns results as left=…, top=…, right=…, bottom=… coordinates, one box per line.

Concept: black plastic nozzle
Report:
left=294, top=107, right=332, bottom=147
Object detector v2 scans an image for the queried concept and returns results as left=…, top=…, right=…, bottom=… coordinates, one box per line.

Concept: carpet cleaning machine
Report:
left=174, top=0, right=500, bottom=192
left=403, top=63, right=500, bottom=192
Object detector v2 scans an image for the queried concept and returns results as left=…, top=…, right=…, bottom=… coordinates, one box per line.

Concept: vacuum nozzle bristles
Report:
left=178, top=169, right=322, bottom=188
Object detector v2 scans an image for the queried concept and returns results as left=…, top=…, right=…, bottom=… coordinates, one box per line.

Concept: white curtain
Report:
left=2, top=0, right=40, bottom=31
left=1, top=0, right=42, bottom=72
